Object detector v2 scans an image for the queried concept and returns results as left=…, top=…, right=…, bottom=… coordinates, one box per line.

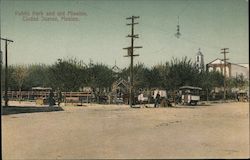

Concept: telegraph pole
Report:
left=0, top=42, right=2, bottom=109
left=123, top=16, right=142, bottom=107
left=0, top=2, right=2, bottom=159
left=0, top=25, right=1, bottom=112
left=221, top=48, right=229, bottom=100
left=0, top=37, right=14, bottom=107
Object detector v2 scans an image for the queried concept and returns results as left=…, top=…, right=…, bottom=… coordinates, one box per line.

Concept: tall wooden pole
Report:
left=221, top=48, right=229, bottom=100
left=0, top=38, right=14, bottom=107
left=123, top=16, right=142, bottom=107
left=5, top=40, right=8, bottom=106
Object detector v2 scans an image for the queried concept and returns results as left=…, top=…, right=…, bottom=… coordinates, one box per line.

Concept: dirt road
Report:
left=2, top=102, right=249, bottom=159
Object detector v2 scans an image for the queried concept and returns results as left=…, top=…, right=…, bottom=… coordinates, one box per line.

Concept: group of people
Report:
left=49, top=89, right=179, bottom=107
left=137, top=91, right=161, bottom=107
left=138, top=91, right=176, bottom=108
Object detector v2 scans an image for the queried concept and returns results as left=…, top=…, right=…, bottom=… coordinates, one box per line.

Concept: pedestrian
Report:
left=236, top=94, right=240, bottom=102
left=154, top=92, right=160, bottom=108
left=48, top=89, right=55, bottom=107
left=57, top=89, right=62, bottom=106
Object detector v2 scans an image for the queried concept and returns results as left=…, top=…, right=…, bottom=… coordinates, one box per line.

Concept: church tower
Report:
left=112, top=60, right=121, bottom=78
left=195, top=48, right=204, bottom=72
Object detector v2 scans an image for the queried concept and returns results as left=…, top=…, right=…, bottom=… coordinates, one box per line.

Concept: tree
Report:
left=119, top=63, right=152, bottom=91
left=3, top=56, right=229, bottom=102
left=227, top=74, right=249, bottom=91
left=154, top=62, right=170, bottom=89
left=24, top=64, right=50, bottom=90
left=13, top=65, right=29, bottom=99
left=5, top=66, right=18, bottom=91
left=83, top=63, right=115, bottom=103
left=48, top=58, right=86, bottom=91
left=133, top=63, right=150, bottom=89
left=199, top=71, right=224, bottom=100
left=167, top=57, right=200, bottom=90
left=86, top=63, right=115, bottom=91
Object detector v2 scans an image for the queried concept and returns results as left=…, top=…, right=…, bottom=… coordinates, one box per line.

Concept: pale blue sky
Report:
left=0, top=0, right=248, bottom=68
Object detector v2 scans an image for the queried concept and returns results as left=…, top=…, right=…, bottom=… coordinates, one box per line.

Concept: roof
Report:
left=112, top=78, right=129, bottom=88
left=207, top=59, right=248, bottom=69
left=32, top=87, right=52, bottom=90
left=111, top=61, right=121, bottom=73
left=179, top=86, right=202, bottom=90
left=207, top=58, right=229, bottom=65
left=232, top=63, right=249, bottom=69
left=238, top=90, right=247, bottom=94
left=112, top=65, right=121, bottom=73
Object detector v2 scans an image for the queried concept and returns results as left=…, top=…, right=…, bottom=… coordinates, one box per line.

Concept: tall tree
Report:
left=199, top=70, right=224, bottom=100
left=48, top=59, right=86, bottom=91
left=24, top=64, right=50, bottom=89
left=167, top=57, right=200, bottom=90
left=13, top=65, right=29, bottom=99
left=86, top=63, right=115, bottom=92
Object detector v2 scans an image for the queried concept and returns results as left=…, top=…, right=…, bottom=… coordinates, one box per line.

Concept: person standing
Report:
left=154, top=92, right=160, bottom=108
left=57, top=89, right=62, bottom=106
left=48, top=89, right=55, bottom=107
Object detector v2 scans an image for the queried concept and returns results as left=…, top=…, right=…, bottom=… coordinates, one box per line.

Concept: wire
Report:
left=178, top=0, right=191, bottom=17
left=78, top=1, right=238, bottom=57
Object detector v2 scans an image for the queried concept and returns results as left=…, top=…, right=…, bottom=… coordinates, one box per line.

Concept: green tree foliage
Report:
left=48, top=58, right=86, bottom=91
left=147, top=63, right=169, bottom=89
left=133, top=63, right=150, bottom=89
left=7, top=66, right=18, bottom=90
left=226, top=74, right=248, bottom=90
left=24, top=64, right=50, bottom=89
left=6, top=56, right=227, bottom=94
left=119, top=63, right=153, bottom=90
left=48, top=59, right=115, bottom=92
left=7, top=64, right=50, bottom=91
left=167, top=57, right=200, bottom=90
left=86, top=63, right=115, bottom=91
left=13, top=65, right=29, bottom=99
left=200, top=71, right=224, bottom=90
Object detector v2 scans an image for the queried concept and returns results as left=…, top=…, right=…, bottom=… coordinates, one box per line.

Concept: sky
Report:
left=0, top=0, right=249, bottom=68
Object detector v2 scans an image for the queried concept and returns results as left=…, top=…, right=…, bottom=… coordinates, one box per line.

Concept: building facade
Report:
left=206, top=58, right=249, bottom=79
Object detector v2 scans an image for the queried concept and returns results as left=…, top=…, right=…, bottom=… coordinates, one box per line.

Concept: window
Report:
left=197, top=56, right=199, bottom=62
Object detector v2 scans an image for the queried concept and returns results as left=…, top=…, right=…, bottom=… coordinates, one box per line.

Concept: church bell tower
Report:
left=195, top=48, right=204, bottom=72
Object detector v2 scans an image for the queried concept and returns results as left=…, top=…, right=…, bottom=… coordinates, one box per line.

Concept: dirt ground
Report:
left=2, top=102, right=249, bottom=159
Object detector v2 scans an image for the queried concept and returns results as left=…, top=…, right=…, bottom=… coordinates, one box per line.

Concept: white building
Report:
left=206, top=58, right=249, bottom=79
left=195, top=48, right=205, bottom=72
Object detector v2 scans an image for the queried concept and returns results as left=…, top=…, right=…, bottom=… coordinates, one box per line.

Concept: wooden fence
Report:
left=3, top=91, right=93, bottom=103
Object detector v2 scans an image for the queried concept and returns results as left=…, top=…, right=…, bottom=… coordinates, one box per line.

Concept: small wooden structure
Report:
left=31, top=87, right=52, bottom=105
left=111, top=78, right=129, bottom=104
left=179, top=86, right=202, bottom=106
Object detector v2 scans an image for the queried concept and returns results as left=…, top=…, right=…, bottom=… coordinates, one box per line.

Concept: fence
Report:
left=3, top=91, right=93, bottom=103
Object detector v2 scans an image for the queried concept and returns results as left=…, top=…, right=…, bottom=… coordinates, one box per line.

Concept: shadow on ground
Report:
left=136, top=103, right=212, bottom=109
left=2, top=106, right=64, bottom=115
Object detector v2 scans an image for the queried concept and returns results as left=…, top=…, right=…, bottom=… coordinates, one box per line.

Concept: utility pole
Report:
left=221, top=48, right=229, bottom=101
left=0, top=3, right=2, bottom=159
left=123, top=16, right=142, bottom=107
left=0, top=43, right=1, bottom=110
left=0, top=49, right=1, bottom=110
left=0, top=37, right=14, bottom=107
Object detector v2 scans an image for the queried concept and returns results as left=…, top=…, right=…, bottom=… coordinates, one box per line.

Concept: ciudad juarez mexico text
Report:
left=15, top=10, right=87, bottom=22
